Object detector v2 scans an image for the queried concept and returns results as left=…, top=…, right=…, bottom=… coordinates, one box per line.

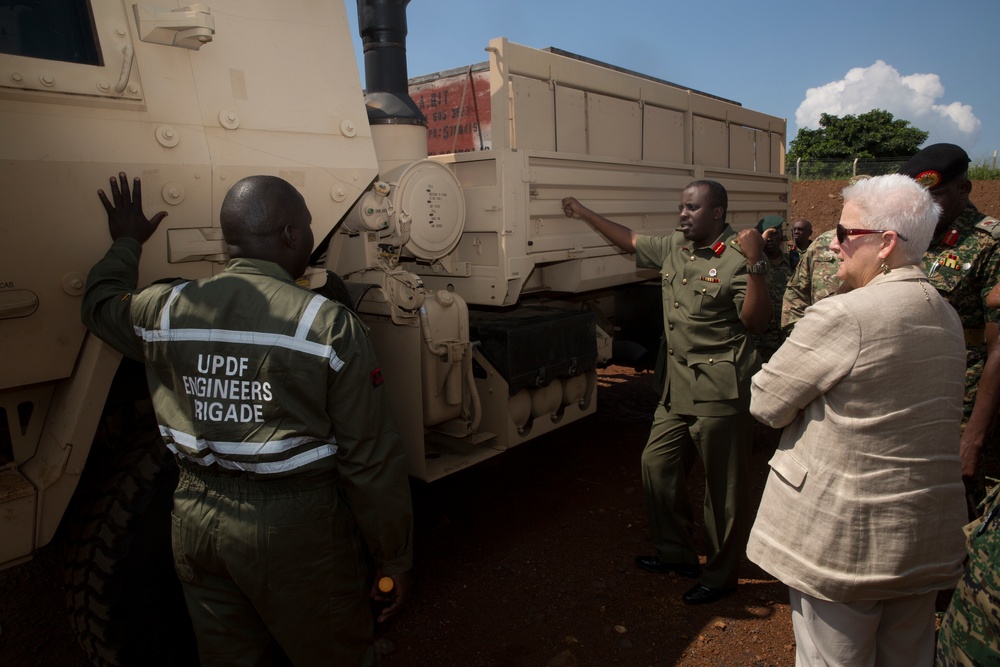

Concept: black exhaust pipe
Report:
left=357, top=0, right=426, bottom=125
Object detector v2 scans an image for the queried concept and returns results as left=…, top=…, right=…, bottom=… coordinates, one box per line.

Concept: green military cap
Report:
left=755, top=216, right=784, bottom=234
left=899, top=143, right=970, bottom=190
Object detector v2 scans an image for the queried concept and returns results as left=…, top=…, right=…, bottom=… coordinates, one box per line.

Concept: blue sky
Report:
left=347, top=0, right=1000, bottom=163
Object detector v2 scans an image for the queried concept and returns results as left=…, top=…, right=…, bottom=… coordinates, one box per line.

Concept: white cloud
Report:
left=795, top=61, right=981, bottom=148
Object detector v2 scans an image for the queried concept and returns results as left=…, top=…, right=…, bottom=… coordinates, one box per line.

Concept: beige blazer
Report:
left=747, top=265, right=968, bottom=602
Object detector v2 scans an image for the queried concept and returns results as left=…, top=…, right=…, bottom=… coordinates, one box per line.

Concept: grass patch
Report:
left=970, top=161, right=1000, bottom=180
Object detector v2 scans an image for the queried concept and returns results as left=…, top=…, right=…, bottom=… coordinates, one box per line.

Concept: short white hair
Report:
left=841, top=174, right=941, bottom=264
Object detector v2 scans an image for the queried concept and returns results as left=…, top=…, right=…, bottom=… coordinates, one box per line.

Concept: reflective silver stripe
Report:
left=165, top=442, right=218, bottom=467
left=136, top=326, right=344, bottom=370
left=296, top=294, right=326, bottom=340
left=166, top=442, right=338, bottom=475
left=296, top=294, right=346, bottom=370
left=162, top=426, right=339, bottom=475
left=137, top=285, right=345, bottom=370
left=161, top=426, right=332, bottom=456
left=160, top=282, right=190, bottom=330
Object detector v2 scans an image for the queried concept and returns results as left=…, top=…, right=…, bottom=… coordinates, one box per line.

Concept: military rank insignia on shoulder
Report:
left=975, top=216, right=1000, bottom=239
left=727, top=238, right=748, bottom=257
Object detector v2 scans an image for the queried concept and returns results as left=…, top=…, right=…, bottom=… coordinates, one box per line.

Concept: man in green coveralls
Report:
left=82, top=173, right=413, bottom=666
left=562, top=180, right=771, bottom=605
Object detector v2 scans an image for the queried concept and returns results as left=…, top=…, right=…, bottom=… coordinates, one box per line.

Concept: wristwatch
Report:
left=746, top=259, right=768, bottom=275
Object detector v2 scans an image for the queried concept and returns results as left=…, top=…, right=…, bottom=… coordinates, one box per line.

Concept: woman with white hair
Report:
left=747, top=174, right=968, bottom=666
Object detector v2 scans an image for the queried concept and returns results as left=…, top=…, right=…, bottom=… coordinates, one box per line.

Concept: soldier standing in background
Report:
left=780, top=228, right=840, bottom=334
left=914, top=144, right=1000, bottom=667
left=752, top=216, right=792, bottom=362
left=787, top=219, right=813, bottom=271
left=898, top=144, right=1000, bottom=514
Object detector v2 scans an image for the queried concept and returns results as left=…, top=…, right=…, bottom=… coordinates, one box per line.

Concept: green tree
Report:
left=787, top=109, right=929, bottom=161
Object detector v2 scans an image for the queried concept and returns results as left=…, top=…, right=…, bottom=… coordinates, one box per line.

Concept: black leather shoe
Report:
left=681, top=583, right=736, bottom=605
left=634, top=555, right=701, bottom=578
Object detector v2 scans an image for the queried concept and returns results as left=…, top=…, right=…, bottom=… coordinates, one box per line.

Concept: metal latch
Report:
left=0, top=290, right=39, bottom=320
left=133, top=4, right=215, bottom=50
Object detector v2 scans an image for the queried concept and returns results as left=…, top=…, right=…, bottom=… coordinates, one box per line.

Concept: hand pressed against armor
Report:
left=97, top=172, right=167, bottom=244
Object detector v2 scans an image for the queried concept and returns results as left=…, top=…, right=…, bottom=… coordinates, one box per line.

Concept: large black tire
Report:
left=63, top=360, right=199, bottom=667
left=64, top=432, right=198, bottom=666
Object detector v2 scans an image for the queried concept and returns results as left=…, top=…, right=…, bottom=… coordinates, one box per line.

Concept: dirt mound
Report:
left=791, top=180, right=1000, bottom=234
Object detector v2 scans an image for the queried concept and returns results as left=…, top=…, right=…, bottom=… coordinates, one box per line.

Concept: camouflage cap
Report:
left=755, top=215, right=784, bottom=233
left=899, top=143, right=970, bottom=190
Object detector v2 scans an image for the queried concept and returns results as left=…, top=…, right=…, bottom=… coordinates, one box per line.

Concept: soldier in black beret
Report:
left=924, top=145, right=1000, bottom=665
left=900, top=144, right=1000, bottom=513
left=899, top=143, right=971, bottom=191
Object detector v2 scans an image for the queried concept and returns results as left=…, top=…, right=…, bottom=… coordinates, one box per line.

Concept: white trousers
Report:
left=788, top=588, right=937, bottom=667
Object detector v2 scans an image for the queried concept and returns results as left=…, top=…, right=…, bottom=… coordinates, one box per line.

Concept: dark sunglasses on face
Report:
left=836, top=224, right=909, bottom=244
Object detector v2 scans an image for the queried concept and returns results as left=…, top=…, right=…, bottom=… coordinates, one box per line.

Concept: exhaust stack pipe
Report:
left=357, top=0, right=425, bottom=126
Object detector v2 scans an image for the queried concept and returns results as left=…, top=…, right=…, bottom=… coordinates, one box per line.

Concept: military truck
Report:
left=0, top=0, right=788, bottom=663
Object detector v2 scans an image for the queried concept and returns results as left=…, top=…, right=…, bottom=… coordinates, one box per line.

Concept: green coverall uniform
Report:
left=82, top=238, right=413, bottom=667
left=636, top=227, right=760, bottom=590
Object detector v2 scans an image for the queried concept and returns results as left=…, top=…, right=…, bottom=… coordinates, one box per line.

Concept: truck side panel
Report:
left=405, top=39, right=789, bottom=306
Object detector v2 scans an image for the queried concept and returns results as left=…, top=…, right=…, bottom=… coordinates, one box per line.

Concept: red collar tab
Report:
left=943, top=229, right=959, bottom=247
left=712, top=241, right=726, bottom=256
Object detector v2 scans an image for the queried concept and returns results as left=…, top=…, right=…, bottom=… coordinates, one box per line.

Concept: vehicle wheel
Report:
left=64, top=430, right=199, bottom=667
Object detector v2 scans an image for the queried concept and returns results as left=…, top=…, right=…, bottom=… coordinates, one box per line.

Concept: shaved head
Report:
left=221, top=176, right=307, bottom=245
left=220, top=175, right=314, bottom=278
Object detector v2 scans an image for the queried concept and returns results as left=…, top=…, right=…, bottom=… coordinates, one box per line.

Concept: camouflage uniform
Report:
left=780, top=229, right=840, bottom=333
left=787, top=241, right=808, bottom=272
left=936, top=486, right=1000, bottom=666
left=920, top=205, right=1000, bottom=429
left=753, top=251, right=792, bottom=361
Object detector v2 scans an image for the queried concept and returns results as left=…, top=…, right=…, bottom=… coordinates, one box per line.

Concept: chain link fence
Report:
left=789, top=154, right=1000, bottom=181
left=788, top=157, right=908, bottom=181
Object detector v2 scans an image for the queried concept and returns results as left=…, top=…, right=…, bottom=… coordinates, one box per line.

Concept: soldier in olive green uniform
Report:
left=753, top=216, right=792, bottom=361
left=82, top=173, right=413, bottom=667
left=781, top=228, right=841, bottom=334
left=563, top=181, right=771, bottom=605
left=787, top=219, right=813, bottom=271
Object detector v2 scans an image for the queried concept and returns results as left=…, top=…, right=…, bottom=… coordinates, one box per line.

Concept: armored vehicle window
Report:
left=0, top=0, right=102, bottom=66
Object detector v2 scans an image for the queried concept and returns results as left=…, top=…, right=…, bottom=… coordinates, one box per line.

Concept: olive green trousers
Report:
left=640, top=406, right=752, bottom=590
left=172, top=468, right=372, bottom=666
